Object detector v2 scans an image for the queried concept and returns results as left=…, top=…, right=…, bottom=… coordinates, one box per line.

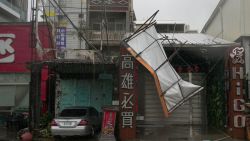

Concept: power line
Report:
left=49, top=0, right=98, bottom=51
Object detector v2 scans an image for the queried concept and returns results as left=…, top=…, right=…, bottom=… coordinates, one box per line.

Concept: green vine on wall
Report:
left=207, top=59, right=226, bottom=129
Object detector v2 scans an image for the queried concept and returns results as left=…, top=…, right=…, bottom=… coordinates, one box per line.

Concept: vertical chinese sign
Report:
left=56, top=27, right=66, bottom=58
left=226, top=47, right=245, bottom=139
left=56, top=27, right=66, bottom=48
left=119, top=47, right=138, bottom=140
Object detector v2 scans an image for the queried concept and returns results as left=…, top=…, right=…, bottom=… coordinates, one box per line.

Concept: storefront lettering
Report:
left=233, top=99, right=245, bottom=111
left=122, top=54, right=133, bottom=69
left=0, top=34, right=15, bottom=63
left=121, top=92, right=134, bottom=109
left=121, top=111, right=133, bottom=128
left=236, top=82, right=241, bottom=96
left=234, top=115, right=246, bottom=128
left=120, top=53, right=135, bottom=129
left=121, top=73, right=134, bottom=89
left=232, top=67, right=244, bottom=79
left=229, top=47, right=245, bottom=128
left=230, top=47, right=244, bottom=64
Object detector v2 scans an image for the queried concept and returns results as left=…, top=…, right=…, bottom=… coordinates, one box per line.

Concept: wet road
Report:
left=0, top=125, right=248, bottom=141
left=35, top=136, right=100, bottom=141
left=136, top=125, right=247, bottom=141
left=0, top=127, right=100, bottom=141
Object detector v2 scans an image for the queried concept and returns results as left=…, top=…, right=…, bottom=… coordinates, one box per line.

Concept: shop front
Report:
left=0, top=23, right=52, bottom=126
left=117, top=29, right=241, bottom=140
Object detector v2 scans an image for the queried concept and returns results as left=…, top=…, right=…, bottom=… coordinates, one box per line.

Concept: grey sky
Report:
left=133, top=0, right=220, bottom=32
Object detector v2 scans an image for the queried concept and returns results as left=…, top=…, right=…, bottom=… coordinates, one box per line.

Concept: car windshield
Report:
left=60, top=109, right=87, bottom=117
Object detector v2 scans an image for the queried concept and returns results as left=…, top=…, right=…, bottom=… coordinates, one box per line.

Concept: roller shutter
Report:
left=142, top=71, right=206, bottom=126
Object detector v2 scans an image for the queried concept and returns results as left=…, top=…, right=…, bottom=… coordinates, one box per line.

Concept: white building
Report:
left=202, top=0, right=250, bottom=98
left=44, top=0, right=88, bottom=59
left=135, top=20, right=194, bottom=33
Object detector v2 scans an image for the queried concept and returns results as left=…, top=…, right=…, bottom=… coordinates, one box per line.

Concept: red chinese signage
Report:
left=119, top=47, right=138, bottom=140
left=225, top=47, right=245, bottom=139
left=0, top=23, right=54, bottom=72
left=101, top=108, right=117, bottom=136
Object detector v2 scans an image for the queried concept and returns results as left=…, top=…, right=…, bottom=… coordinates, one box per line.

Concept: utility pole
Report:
left=29, top=0, right=42, bottom=136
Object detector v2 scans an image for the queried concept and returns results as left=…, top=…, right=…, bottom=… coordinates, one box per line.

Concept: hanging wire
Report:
left=48, top=0, right=105, bottom=62
left=49, top=0, right=96, bottom=50
left=124, top=10, right=159, bottom=42
left=41, top=0, right=55, bottom=58
left=104, top=1, right=109, bottom=52
left=163, top=35, right=227, bottom=88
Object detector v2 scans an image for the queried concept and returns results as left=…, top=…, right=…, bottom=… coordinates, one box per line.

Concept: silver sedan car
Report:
left=51, top=106, right=101, bottom=137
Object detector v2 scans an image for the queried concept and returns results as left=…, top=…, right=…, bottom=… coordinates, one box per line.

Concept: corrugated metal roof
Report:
left=160, top=33, right=237, bottom=47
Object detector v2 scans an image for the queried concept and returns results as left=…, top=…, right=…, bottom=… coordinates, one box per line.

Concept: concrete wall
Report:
left=203, top=0, right=250, bottom=102
left=203, top=0, right=250, bottom=41
left=61, top=0, right=87, bottom=50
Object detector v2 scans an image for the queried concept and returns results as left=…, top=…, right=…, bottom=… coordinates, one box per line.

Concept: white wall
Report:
left=62, top=0, right=87, bottom=50
left=204, top=0, right=250, bottom=41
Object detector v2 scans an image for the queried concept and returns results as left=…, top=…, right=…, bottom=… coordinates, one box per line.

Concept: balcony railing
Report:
left=88, top=30, right=126, bottom=41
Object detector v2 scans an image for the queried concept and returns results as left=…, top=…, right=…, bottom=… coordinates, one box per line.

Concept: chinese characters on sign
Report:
left=121, top=111, right=133, bottom=128
left=0, top=34, right=15, bottom=63
left=226, top=47, right=245, bottom=138
left=121, top=54, right=134, bottom=128
left=99, top=107, right=118, bottom=141
left=56, top=27, right=66, bottom=48
left=102, top=110, right=116, bottom=136
left=119, top=47, right=138, bottom=140
left=121, top=73, right=134, bottom=89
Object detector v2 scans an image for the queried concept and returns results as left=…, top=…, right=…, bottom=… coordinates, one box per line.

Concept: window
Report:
left=93, top=23, right=100, bottom=30
left=116, top=23, right=124, bottom=31
left=60, top=109, right=87, bottom=117
left=108, top=23, right=115, bottom=31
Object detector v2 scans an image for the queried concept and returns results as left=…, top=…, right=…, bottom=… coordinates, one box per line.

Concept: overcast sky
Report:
left=133, top=0, right=220, bottom=32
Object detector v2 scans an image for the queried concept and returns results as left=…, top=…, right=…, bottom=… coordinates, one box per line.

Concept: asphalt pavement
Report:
left=0, top=125, right=249, bottom=141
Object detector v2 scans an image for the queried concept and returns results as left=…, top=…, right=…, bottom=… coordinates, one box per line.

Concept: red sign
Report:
left=0, top=23, right=54, bottom=72
left=102, top=110, right=117, bottom=135
left=226, top=47, right=245, bottom=139
left=119, top=47, right=138, bottom=140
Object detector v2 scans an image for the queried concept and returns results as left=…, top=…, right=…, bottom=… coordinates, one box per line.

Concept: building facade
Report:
left=135, top=20, right=190, bottom=33
left=0, top=0, right=28, bottom=126
left=202, top=0, right=250, bottom=138
left=0, top=0, right=28, bottom=22
left=132, top=20, right=239, bottom=140
left=41, top=0, right=135, bottom=118
left=201, top=0, right=250, bottom=87
left=0, top=23, right=53, bottom=127
left=202, top=0, right=250, bottom=41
